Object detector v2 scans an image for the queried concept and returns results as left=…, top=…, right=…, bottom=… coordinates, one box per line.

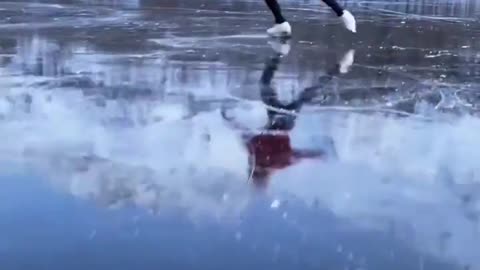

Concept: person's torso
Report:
left=247, top=133, right=294, bottom=169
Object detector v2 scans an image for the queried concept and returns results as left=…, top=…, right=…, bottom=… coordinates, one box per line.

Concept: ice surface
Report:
left=1, top=0, right=480, bottom=268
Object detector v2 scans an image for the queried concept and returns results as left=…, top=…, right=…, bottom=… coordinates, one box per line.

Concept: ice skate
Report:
left=268, top=39, right=291, bottom=56
left=340, top=10, right=356, bottom=33
left=267, top=21, right=292, bottom=37
left=338, top=49, right=355, bottom=74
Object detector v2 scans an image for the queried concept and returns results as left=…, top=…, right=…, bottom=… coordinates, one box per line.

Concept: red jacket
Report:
left=247, top=133, right=324, bottom=187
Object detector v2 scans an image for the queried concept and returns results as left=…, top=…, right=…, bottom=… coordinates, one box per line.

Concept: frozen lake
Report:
left=0, top=0, right=480, bottom=269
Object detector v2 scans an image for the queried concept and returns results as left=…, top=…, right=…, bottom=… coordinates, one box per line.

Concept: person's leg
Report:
left=286, top=49, right=355, bottom=111
left=265, top=0, right=287, bottom=24
left=321, top=0, right=357, bottom=33
left=259, top=53, right=297, bottom=130
left=321, top=0, right=344, bottom=16
left=264, top=0, right=292, bottom=36
left=260, top=55, right=282, bottom=108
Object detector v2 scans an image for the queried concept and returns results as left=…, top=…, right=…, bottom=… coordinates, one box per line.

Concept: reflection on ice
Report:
left=2, top=63, right=480, bottom=266
left=358, top=0, right=479, bottom=19
left=1, top=0, right=480, bottom=267
left=271, top=111, right=480, bottom=267
left=2, top=84, right=480, bottom=265
left=2, top=107, right=251, bottom=219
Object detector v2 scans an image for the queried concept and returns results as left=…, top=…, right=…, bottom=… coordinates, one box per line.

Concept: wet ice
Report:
left=1, top=0, right=480, bottom=269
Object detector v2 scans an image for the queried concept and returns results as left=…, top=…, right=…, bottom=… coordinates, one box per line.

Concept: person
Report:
left=264, top=0, right=356, bottom=36
left=222, top=40, right=354, bottom=188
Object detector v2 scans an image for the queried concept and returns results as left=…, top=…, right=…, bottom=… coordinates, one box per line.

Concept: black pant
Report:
left=265, top=0, right=344, bottom=24
left=260, top=53, right=340, bottom=131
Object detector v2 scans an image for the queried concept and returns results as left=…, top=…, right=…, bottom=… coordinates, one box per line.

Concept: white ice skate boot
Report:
left=340, top=10, right=356, bottom=33
left=268, top=39, right=291, bottom=56
left=338, top=49, right=355, bottom=74
left=267, top=22, right=292, bottom=37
